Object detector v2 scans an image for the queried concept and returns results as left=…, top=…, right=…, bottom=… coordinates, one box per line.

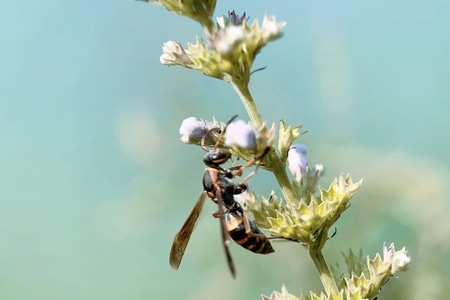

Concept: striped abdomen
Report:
left=225, top=210, right=274, bottom=254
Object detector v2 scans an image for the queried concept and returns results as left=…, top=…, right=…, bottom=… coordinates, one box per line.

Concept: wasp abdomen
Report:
left=226, top=211, right=275, bottom=254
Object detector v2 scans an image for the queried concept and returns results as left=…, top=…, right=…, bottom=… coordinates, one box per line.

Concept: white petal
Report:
left=287, top=144, right=309, bottom=182
left=179, top=117, right=205, bottom=144
left=213, top=26, right=245, bottom=54
left=261, top=15, right=286, bottom=41
left=160, top=41, right=191, bottom=65
left=225, top=120, right=256, bottom=149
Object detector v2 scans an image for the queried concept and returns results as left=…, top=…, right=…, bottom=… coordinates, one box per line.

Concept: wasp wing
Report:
left=169, top=191, right=207, bottom=270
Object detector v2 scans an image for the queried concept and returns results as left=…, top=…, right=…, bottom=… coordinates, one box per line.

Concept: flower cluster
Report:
left=145, top=3, right=286, bottom=85
left=337, top=243, right=411, bottom=299
left=263, top=244, right=411, bottom=300
left=179, top=116, right=275, bottom=160
left=247, top=174, right=361, bottom=247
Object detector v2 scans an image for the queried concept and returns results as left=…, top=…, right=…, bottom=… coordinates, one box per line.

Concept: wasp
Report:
left=169, top=115, right=274, bottom=278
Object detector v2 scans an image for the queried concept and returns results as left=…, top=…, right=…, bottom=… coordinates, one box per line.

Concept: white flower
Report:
left=224, top=120, right=257, bottom=150
left=383, top=242, right=411, bottom=273
left=216, top=16, right=226, bottom=29
left=212, top=25, right=246, bottom=55
left=179, top=117, right=206, bottom=144
left=287, top=144, right=309, bottom=182
left=160, top=41, right=192, bottom=65
left=261, top=15, right=286, bottom=42
left=311, top=164, right=324, bottom=177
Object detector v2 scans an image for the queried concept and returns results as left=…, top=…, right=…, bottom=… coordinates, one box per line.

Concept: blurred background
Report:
left=1, top=0, right=449, bottom=299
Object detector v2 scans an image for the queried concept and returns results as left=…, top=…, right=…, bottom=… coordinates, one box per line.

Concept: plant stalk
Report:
left=230, top=80, right=298, bottom=205
left=309, top=247, right=339, bottom=295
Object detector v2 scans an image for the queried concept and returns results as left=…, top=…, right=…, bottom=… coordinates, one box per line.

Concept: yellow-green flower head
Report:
left=249, top=175, right=361, bottom=245
left=212, top=13, right=286, bottom=52
left=158, top=11, right=285, bottom=84
left=212, top=11, right=248, bottom=55
left=159, top=37, right=223, bottom=79
left=339, top=243, right=411, bottom=299
left=208, top=12, right=286, bottom=83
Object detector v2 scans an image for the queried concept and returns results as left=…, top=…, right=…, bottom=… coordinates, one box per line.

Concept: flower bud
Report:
left=287, top=144, right=308, bottom=182
left=179, top=117, right=206, bottom=144
left=383, top=242, right=411, bottom=273
left=261, top=15, right=286, bottom=42
left=224, top=120, right=257, bottom=150
left=160, top=41, right=192, bottom=66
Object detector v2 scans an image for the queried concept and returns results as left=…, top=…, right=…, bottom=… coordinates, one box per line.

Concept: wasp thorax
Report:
left=203, top=149, right=232, bottom=166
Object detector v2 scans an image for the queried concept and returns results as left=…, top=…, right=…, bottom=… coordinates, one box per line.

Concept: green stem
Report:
left=309, top=247, right=339, bottom=295
left=231, top=79, right=337, bottom=295
left=230, top=80, right=263, bottom=127
left=230, top=80, right=298, bottom=206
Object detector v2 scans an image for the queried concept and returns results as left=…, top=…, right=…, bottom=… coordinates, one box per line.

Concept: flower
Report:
left=287, top=144, right=309, bottom=182
left=156, top=12, right=286, bottom=84
left=227, top=10, right=247, bottom=26
left=179, top=117, right=206, bottom=144
left=383, top=242, right=411, bottom=273
left=261, top=15, right=286, bottom=42
left=250, top=174, right=362, bottom=244
left=211, top=25, right=246, bottom=55
left=160, top=41, right=193, bottom=66
left=224, top=120, right=257, bottom=150
left=223, top=118, right=275, bottom=161
left=212, top=11, right=248, bottom=55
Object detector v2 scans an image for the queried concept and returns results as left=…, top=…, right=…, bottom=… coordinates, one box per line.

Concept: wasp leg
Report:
left=214, top=185, right=237, bottom=279
left=230, top=147, right=271, bottom=181
left=240, top=212, right=267, bottom=239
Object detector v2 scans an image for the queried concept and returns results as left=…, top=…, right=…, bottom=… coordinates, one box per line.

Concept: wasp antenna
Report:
left=226, top=114, right=239, bottom=126
left=201, top=127, right=220, bottom=152
left=213, top=115, right=238, bottom=149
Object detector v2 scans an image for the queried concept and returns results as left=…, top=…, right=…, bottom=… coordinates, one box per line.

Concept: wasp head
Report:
left=203, top=149, right=232, bottom=167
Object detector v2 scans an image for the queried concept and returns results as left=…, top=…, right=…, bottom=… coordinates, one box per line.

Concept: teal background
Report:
left=1, top=0, right=449, bottom=299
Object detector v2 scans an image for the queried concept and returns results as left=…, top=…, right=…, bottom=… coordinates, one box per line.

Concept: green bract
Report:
left=249, top=175, right=362, bottom=246
left=278, top=120, right=305, bottom=163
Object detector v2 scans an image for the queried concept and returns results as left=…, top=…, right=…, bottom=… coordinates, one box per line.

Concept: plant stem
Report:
left=309, top=247, right=339, bottom=295
left=230, top=80, right=298, bottom=205
left=230, top=80, right=263, bottom=127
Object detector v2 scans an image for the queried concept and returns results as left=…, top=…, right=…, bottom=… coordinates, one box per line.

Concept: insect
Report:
left=216, top=200, right=275, bottom=255
left=169, top=115, right=274, bottom=278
